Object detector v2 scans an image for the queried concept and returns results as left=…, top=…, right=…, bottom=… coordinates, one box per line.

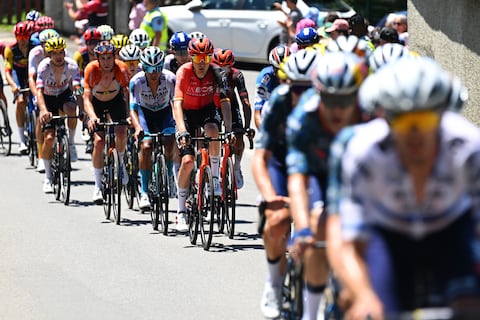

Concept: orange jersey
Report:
left=174, top=62, right=229, bottom=111
left=83, top=59, right=129, bottom=93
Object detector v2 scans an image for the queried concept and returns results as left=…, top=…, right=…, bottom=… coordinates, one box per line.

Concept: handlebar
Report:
left=13, top=88, right=31, bottom=104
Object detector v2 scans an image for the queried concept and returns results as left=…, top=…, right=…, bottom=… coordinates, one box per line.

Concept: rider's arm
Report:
left=212, top=65, right=232, bottom=132
left=128, top=79, right=142, bottom=133
left=82, top=64, right=97, bottom=120
left=27, top=50, right=38, bottom=98
left=3, top=46, right=18, bottom=94
left=173, top=67, right=187, bottom=133
left=234, top=70, right=252, bottom=130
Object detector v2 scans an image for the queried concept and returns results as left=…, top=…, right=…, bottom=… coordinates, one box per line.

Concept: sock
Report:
left=266, top=256, right=282, bottom=287
left=94, top=167, right=103, bottom=189
left=177, top=187, right=188, bottom=213
left=68, top=128, right=76, bottom=144
left=174, top=161, right=180, bottom=185
left=43, top=159, right=52, bottom=181
left=302, top=283, right=325, bottom=320
left=234, top=154, right=242, bottom=171
left=140, top=169, right=151, bottom=194
left=210, top=155, right=220, bottom=178
left=18, top=127, right=25, bottom=144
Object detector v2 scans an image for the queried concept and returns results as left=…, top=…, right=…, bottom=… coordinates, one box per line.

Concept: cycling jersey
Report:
left=28, top=45, right=45, bottom=75
left=328, top=112, right=480, bottom=240
left=129, top=69, right=175, bottom=112
left=36, top=57, right=81, bottom=97
left=4, top=41, right=34, bottom=85
left=174, top=62, right=229, bottom=111
left=84, top=59, right=130, bottom=96
left=254, top=65, right=279, bottom=112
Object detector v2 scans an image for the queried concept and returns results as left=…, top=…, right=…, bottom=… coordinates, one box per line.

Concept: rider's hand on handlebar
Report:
left=176, top=131, right=191, bottom=147
left=40, top=110, right=53, bottom=125
left=225, top=131, right=236, bottom=145
left=88, top=117, right=99, bottom=132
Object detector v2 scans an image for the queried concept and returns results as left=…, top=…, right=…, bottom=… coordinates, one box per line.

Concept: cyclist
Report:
left=253, top=44, right=291, bottom=129
left=327, top=56, right=480, bottom=319
left=119, top=44, right=142, bottom=78
left=252, top=49, right=320, bottom=319
left=173, top=37, right=233, bottom=232
left=30, top=16, right=55, bottom=47
left=36, top=37, right=81, bottom=194
left=4, top=21, right=35, bottom=154
left=111, top=34, right=130, bottom=59
left=286, top=51, right=369, bottom=320
left=129, top=46, right=177, bottom=210
left=164, top=31, right=191, bottom=75
left=129, top=28, right=150, bottom=50
left=291, top=27, right=319, bottom=52
left=74, top=27, right=102, bottom=154
left=28, top=28, right=61, bottom=172
left=97, top=24, right=115, bottom=41
left=83, top=41, right=130, bottom=204
left=212, top=48, right=254, bottom=189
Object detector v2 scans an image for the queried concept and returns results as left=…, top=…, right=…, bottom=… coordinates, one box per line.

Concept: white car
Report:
left=161, top=0, right=356, bottom=63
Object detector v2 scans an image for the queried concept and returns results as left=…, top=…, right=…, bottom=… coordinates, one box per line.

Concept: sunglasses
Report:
left=389, top=110, right=440, bottom=134
left=321, top=92, right=357, bottom=109
left=143, top=64, right=163, bottom=73
left=192, top=54, right=211, bottom=64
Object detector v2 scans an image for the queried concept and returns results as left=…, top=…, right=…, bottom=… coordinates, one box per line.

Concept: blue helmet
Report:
left=26, top=10, right=41, bottom=21
left=295, top=27, right=319, bottom=46
left=169, top=31, right=191, bottom=51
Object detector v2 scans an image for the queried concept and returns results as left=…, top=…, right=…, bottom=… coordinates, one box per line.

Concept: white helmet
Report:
left=97, top=24, right=115, bottom=41
left=368, top=43, right=411, bottom=72
left=326, top=35, right=372, bottom=58
left=282, top=49, right=319, bottom=83
left=119, top=44, right=141, bottom=61
left=129, top=29, right=150, bottom=49
left=359, top=56, right=458, bottom=114
left=188, top=31, right=206, bottom=40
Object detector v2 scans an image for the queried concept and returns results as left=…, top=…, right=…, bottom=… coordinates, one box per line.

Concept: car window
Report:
left=303, top=0, right=351, bottom=12
left=202, top=0, right=238, bottom=9
left=241, top=0, right=276, bottom=10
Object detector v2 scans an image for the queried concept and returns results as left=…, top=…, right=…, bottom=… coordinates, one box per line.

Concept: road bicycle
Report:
left=186, top=133, right=216, bottom=251
left=14, top=88, right=37, bottom=165
left=0, top=96, right=12, bottom=156
left=50, top=115, right=79, bottom=206
left=124, top=127, right=140, bottom=210
left=147, top=132, right=170, bottom=235
left=97, top=116, right=128, bottom=225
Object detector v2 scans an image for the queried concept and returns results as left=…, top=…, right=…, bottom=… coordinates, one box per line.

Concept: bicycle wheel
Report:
left=0, top=100, right=12, bottom=156
left=52, top=138, right=62, bottom=201
left=188, top=171, right=199, bottom=244
left=280, top=256, right=304, bottom=320
left=103, top=161, right=111, bottom=220
left=26, top=110, right=38, bottom=167
left=59, top=135, right=71, bottom=205
left=150, top=161, right=160, bottom=231
left=199, top=165, right=215, bottom=250
left=124, top=136, right=139, bottom=209
left=109, top=150, right=122, bottom=225
left=223, top=157, right=236, bottom=239
left=158, top=154, right=169, bottom=235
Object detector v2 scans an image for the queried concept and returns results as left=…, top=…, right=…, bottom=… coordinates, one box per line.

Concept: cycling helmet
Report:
left=312, top=51, right=368, bottom=95
left=188, top=37, right=214, bottom=55
left=35, top=16, right=55, bottom=31
left=189, top=31, right=206, bottom=40
left=94, top=41, right=116, bottom=56
left=295, top=27, right=319, bottom=47
left=326, top=35, right=372, bottom=58
left=111, top=34, right=130, bottom=49
left=119, top=44, right=141, bottom=61
left=14, top=21, right=34, bottom=37
left=368, top=43, right=411, bottom=72
left=169, top=31, right=191, bottom=51
left=140, top=46, right=165, bottom=72
left=97, top=24, right=115, bottom=41
left=44, top=36, right=67, bottom=53
left=359, top=56, right=454, bottom=115
left=212, top=48, right=235, bottom=67
left=39, top=29, right=60, bottom=44
left=129, top=29, right=150, bottom=49
left=269, top=45, right=291, bottom=69
left=83, top=28, right=102, bottom=42
left=448, top=77, right=468, bottom=112
left=26, top=10, right=41, bottom=21
left=283, top=49, right=319, bottom=83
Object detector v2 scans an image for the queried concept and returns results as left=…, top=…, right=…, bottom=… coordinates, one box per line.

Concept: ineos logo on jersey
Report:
left=186, top=85, right=214, bottom=96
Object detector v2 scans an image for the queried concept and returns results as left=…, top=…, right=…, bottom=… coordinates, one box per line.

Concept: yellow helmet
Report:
left=111, top=34, right=130, bottom=50
left=44, top=36, right=66, bottom=53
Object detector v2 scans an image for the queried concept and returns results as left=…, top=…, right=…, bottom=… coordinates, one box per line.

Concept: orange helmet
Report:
left=212, top=48, right=234, bottom=67
left=14, top=21, right=34, bottom=37
left=188, top=37, right=214, bottom=56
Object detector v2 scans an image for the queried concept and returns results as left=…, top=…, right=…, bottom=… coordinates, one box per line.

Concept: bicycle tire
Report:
left=150, top=160, right=160, bottom=231
left=124, top=135, right=138, bottom=209
left=59, top=135, right=71, bottom=205
left=110, top=150, right=122, bottom=225
left=280, top=256, right=304, bottom=320
left=188, top=170, right=199, bottom=244
left=0, top=100, right=12, bottom=156
left=199, top=165, right=215, bottom=250
left=223, top=157, right=236, bottom=239
left=158, top=154, right=169, bottom=235
left=26, top=110, right=38, bottom=167
left=103, top=157, right=112, bottom=220
left=53, top=137, right=62, bottom=201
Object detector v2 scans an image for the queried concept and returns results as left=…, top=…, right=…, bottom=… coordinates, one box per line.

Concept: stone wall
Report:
left=409, top=0, right=480, bottom=123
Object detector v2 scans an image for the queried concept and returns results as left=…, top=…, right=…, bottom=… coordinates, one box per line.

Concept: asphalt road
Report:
left=0, top=31, right=268, bottom=320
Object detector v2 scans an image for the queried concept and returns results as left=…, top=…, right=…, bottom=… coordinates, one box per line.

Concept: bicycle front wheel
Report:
left=52, top=138, right=62, bottom=201
left=150, top=161, right=160, bottom=231
left=59, top=135, right=71, bottom=205
left=124, top=138, right=139, bottom=209
left=109, top=150, right=122, bottom=225
left=158, top=154, right=169, bottom=235
left=223, top=157, right=236, bottom=239
left=280, top=256, right=304, bottom=320
left=199, top=165, right=214, bottom=250
left=26, top=110, right=38, bottom=167
left=0, top=100, right=12, bottom=156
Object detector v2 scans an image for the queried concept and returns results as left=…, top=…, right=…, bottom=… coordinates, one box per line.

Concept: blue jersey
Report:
left=256, top=84, right=292, bottom=160
left=254, top=65, right=279, bottom=112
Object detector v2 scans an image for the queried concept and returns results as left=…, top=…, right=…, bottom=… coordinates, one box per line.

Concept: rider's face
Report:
left=98, top=54, right=115, bottom=71
left=50, top=50, right=66, bottom=66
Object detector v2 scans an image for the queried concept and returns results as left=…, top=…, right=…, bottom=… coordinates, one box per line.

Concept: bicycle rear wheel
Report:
left=124, top=136, right=139, bottom=209
left=199, top=165, right=215, bottom=250
left=109, top=150, right=122, bottom=225
left=0, top=100, right=12, bottom=156
left=280, top=256, right=304, bottom=320
left=223, top=157, right=236, bottom=239
left=59, top=135, right=71, bottom=205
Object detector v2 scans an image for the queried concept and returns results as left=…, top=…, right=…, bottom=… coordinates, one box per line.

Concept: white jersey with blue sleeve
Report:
left=129, top=69, right=176, bottom=112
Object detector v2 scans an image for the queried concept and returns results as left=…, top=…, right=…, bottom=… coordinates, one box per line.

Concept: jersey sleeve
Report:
left=233, top=69, right=249, bottom=98
left=4, top=46, right=14, bottom=72
left=129, top=76, right=139, bottom=111
left=83, top=62, right=95, bottom=90
left=151, top=13, right=166, bottom=32
left=174, top=65, right=187, bottom=101
left=28, top=49, right=38, bottom=75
